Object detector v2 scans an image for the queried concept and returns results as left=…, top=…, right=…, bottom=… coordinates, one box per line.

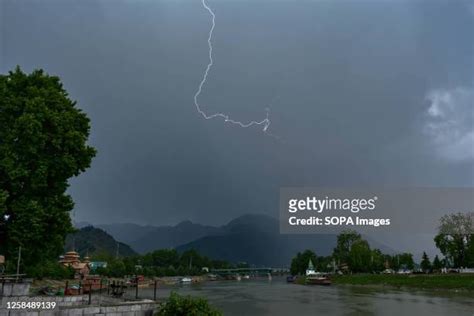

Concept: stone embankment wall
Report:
left=0, top=295, right=158, bottom=316
left=1, top=283, right=31, bottom=297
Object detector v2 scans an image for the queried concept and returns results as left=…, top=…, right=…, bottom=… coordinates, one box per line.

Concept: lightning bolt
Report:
left=194, top=0, right=277, bottom=137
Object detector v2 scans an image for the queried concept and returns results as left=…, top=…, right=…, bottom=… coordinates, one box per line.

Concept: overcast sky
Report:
left=1, top=0, right=473, bottom=229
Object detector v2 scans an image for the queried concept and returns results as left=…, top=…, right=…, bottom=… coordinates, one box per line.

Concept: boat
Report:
left=207, top=274, right=218, bottom=281
left=305, top=276, right=331, bottom=286
left=286, top=275, right=297, bottom=283
left=304, top=259, right=331, bottom=285
left=242, top=275, right=250, bottom=280
left=180, top=277, right=192, bottom=283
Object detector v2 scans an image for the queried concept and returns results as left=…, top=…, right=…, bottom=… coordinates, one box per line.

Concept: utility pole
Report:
left=16, top=246, right=21, bottom=281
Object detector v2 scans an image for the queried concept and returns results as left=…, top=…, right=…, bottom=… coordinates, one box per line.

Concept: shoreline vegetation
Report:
left=292, top=274, right=474, bottom=292
left=331, top=274, right=474, bottom=291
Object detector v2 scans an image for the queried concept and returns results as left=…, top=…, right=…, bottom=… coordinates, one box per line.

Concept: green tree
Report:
left=370, top=249, right=385, bottom=272
left=315, top=256, right=334, bottom=272
left=290, top=250, right=317, bottom=275
left=420, top=252, right=431, bottom=273
left=398, top=253, right=415, bottom=270
left=210, top=260, right=231, bottom=269
left=0, top=67, right=96, bottom=271
left=180, top=249, right=210, bottom=270
left=105, top=259, right=127, bottom=277
left=150, top=249, right=180, bottom=268
left=26, top=260, right=75, bottom=279
left=157, top=292, right=222, bottom=316
left=332, top=230, right=362, bottom=266
left=432, top=255, right=443, bottom=271
left=434, top=212, right=474, bottom=268
left=348, top=239, right=372, bottom=273
left=465, top=235, right=474, bottom=268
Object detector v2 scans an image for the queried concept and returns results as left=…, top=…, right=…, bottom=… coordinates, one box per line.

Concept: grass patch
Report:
left=332, top=274, right=474, bottom=290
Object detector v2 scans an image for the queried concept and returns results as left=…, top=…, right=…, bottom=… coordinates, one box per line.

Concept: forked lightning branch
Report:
left=194, top=0, right=277, bottom=137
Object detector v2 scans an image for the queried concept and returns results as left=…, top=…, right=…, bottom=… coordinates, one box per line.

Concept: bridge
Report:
left=210, top=268, right=274, bottom=276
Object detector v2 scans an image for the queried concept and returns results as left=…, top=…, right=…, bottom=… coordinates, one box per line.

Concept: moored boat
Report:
left=180, top=277, right=192, bottom=283
left=304, top=259, right=331, bottom=285
left=286, top=275, right=297, bottom=283
left=306, top=276, right=331, bottom=286
left=207, top=274, right=218, bottom=281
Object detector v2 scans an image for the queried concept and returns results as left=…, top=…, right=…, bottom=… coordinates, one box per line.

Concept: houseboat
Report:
left=305, top=259, right=331, bottom=286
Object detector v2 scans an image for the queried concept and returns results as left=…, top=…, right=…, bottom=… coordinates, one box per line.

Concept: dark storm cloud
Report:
left=1, top=0, right=473, bottom=233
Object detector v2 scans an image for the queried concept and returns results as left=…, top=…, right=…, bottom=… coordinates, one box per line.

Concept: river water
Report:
left=127, top=277, right=474, bottom=315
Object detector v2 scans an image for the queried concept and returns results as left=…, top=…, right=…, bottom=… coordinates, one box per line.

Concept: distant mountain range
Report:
left=97, top=221, right=220, bottom=254
left=92, top=214, right=395, bottom=267
left=95, top=223, right=158, bottom=246
left=175, top=215, right=336, bottom=266
left=65, top=226, right=137, bottom=258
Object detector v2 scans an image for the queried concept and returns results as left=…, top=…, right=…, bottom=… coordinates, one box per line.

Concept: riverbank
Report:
left=30, top=276, right=208, bottom=294
left=29, top=273, right=474, bottom=295
left=331, top=274, right=474, bottom=291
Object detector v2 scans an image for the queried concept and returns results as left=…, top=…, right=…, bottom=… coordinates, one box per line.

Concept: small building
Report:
left=338, top=263, right=349, bottom=273
left=89, top=261, right=108, bottom=271
left=82, top=275, right=105, bottom=292
left=59, top=251, right=90, bottom=279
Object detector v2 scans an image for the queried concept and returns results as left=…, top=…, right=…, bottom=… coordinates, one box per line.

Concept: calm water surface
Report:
left=127, top=277, right=474, bottom=316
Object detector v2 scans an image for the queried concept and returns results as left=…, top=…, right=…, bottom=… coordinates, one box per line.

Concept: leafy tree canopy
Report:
left=332, top=230, right=362, bottom=265
left=397, top=253, right=415, bottom=270
left=420, top=252, right=431, bottom=272
left=432, top=255, right=443, bottom=271
left=348, top=239, right=371, bottom=273
left=434, top=212, right=474, bottom=268
left=0, top=67, right=96, bottom=271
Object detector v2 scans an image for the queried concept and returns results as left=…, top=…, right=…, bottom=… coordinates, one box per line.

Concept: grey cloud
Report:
left=1, top=0, right=473, bottom=240
left=424, top=87, right=474, bottom=162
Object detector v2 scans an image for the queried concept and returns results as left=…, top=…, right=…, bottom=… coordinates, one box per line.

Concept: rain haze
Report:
left=1, top=0, right=473, bottom=254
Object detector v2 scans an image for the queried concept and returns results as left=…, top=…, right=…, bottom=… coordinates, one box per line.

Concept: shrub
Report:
left=25, top=261, right=75, bottom=279
left=157, top=292, right=222, bottom=316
